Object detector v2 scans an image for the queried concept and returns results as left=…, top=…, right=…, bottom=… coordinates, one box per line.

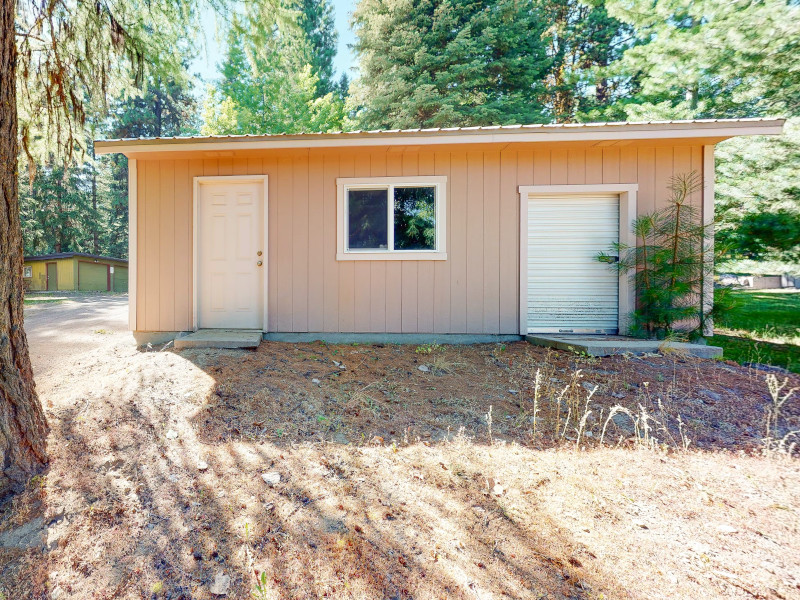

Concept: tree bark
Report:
left=154, top=78, right=162, bottom=137
left=0, top=0, right=49, bottom=501
left=92, top=166, right=99, bottom=254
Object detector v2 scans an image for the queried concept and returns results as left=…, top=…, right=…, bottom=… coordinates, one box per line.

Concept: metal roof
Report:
left=94, top=118, right=785, bottom=154
left=24, top=252, right=128, bottom=263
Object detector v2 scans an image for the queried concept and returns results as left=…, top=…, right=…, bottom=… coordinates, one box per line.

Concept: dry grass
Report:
left=0, top=339, right=798, bottom=599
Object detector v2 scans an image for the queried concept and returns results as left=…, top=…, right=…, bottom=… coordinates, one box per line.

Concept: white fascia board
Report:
left=94, top=121, right=785, bottom=156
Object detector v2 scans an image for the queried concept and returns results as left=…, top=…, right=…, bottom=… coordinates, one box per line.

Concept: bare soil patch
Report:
left=1, top=334, right=798, bottom=599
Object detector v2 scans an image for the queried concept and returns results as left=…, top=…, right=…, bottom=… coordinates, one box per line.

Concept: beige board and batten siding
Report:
left=131, top=142, right=709, bottom=334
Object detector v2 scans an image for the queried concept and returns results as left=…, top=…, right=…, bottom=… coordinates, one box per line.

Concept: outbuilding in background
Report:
left=23, top=253, right=128, bottom=293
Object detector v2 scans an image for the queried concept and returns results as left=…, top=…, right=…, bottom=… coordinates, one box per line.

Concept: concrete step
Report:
left=526, top=334, right=723, bottom=359
left=174, top=329, right=262, bottom=350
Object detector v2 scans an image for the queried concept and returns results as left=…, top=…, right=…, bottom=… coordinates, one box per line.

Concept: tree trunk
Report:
left=154, top=79, right=163, bottom=137
left=92, top=167, right=99, bottom=254
left=0, top=0, right=50, bottom=501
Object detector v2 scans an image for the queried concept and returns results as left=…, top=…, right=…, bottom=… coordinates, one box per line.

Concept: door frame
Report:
left=518, top=184, right=638, bottom=336
left=46, top=262, right=57, bottom=291
left=192, top=175, right=269, bottom=332
left=77, top=260, right=111, bottom=291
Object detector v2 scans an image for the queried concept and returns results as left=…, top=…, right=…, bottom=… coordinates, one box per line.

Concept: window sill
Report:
left=337, top=252, right=448, bottom=262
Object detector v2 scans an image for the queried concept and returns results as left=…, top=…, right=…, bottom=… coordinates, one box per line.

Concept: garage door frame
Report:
left=518, top=184, right=638, bottom=336
left=78, top=260, right=111, bottom=291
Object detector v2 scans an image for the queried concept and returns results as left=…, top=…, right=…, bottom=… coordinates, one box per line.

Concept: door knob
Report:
left=257, top=260, right=263, bottom=266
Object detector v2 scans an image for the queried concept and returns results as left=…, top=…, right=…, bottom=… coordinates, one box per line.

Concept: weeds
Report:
left=485, top=405, right=493, bottom=445
left=677, top=414, right=692, bottom=451
left=430, top=352, right=461, bottom=374
left=574, top=385, right=597, bottom=447
left=599, top=405, right=652, bottom=449
left=252, top=571, right=270, bottom=600
left=532, top=368, right=542, bottom=440
left=763, top=375, right=799, bottom=458
left=344, top=382, right=381, bottom=415
left=415, top=343, right=441, bottom=355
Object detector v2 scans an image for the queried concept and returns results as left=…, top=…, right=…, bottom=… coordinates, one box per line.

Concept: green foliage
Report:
left=578, top=2, right=800, bottom=266
left=393, top=187, right=436, bottom=250
left=298, top=0, right=339, bottom=95
left=20, top=73, right=198, bottom=258
left=19, top=163, right=95, bottom=255
left=598, top=173, right=719, bottom=339
left=252, top=571, right=270, bottom=600
left=348, top=0, right=552, bottom=129
left=725, top=210, right=800, bottom=261
left=543, top=0, right=633, bottom=122
left=107, top=73, right=200, bottom=139
left=601, top=0, right=800, bottom=119
left=718, top=258, right=800, bottom=279
left=715, top=118, right=800, bottom=263
left=14, top=0, right=209, bottom=261
left=710, top=289, right=800, bottom=373
left=202, top=1, right=344, bottom=135
left=16, top=0, right=207, bottom=166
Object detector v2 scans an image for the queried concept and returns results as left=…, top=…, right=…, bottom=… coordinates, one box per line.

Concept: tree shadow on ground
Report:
left=1, top=339, right=798, bottom=599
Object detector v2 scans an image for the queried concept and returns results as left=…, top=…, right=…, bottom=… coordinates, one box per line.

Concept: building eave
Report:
left=94, top=118, right=786, bottom=156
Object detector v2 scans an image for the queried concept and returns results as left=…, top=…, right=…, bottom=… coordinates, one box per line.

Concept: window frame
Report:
left=336, top=176, right=447, bottom=261
left=23, top=266, right=32, bottom=278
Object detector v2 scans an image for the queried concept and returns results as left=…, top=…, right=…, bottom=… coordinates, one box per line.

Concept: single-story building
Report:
left=94, top=118, right=784, bottom=345
left=24, top=252, right=129, bottom=293
left=718, top=273, right=797, bottom=290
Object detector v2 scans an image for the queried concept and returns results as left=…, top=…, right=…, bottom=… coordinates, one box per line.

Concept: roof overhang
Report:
left=24, top=252, right=128, bottom=263
left=94, top=118, right=785, bottom=156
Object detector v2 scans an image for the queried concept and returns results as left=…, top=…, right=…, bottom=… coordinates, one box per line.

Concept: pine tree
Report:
left=715, top=118, right=800, bottom=263
left=542, top=0, right=632, bottom=122
left=108, top=74, right=200, bottom=139
left=593, top=1, right=800, bottom=272
left=19, top=162, right=94, bottom=254
left=1, top=0, right=206, bottom=500
left=19, top=73, right=198, bottom=261
left=348, top=0, right=552, bottom=129
left=202, top=1, right=344, bottom=135
left=299, top=0, right=338, bottom=95
left=602, top=0, right=800, bottom=119
left=99, top=72, right=199, bottom=259
left=598, top=173, right=721, bottom=339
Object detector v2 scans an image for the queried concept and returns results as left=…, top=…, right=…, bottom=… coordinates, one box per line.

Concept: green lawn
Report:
left=709, top=288, right=800, bottom=373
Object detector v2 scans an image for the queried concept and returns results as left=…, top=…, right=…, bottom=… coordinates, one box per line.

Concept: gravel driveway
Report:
left=23, top=294, right=130, bottom=377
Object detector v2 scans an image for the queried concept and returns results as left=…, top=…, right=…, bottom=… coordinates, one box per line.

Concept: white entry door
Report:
left=197, top=179, right=265, bottom=329
left=526, top=194, right=620, bottom=334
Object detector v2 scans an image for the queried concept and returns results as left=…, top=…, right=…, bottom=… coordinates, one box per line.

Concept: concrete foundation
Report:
left=262, top=332, right=523, bottom=345
left=526, top=334, right=723, bottom=359
left=133, top=331, right=187, bottom=346
left=136, top=331, right=523, bottom=348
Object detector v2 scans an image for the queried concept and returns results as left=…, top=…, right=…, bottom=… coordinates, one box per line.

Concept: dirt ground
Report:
left=23, top=294, right=128, bottom=377
left=1, top=298, right=799, bottom=599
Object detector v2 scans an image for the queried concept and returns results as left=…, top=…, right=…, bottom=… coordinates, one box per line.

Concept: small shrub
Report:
left=598, top=172, right=728, bottom=339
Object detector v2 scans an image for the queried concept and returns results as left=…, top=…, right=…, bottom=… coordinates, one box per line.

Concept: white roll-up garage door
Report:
left=526, top=194, right=620, bottom=334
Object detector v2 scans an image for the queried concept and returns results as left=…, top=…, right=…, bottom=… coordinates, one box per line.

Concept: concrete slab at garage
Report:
left=527, top=335, right=723, bottom=358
